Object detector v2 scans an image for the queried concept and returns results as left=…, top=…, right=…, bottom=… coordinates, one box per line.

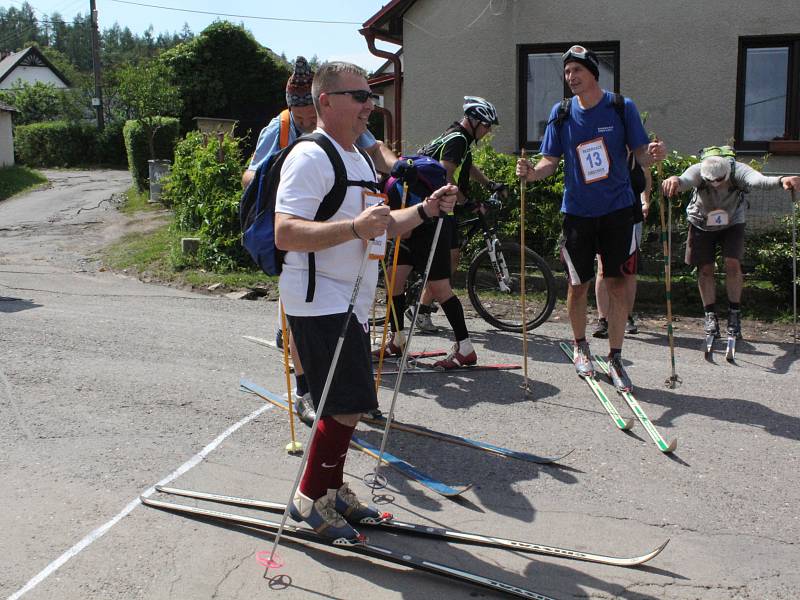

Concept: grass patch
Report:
left=0, top=165, right=47, bottom=201
left=102, top=187, right=276, bottom=292
left=119, top=186, right=164, bottom=214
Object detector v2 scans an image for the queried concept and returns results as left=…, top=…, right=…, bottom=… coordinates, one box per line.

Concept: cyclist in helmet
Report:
left=378, top=96, right=506, bottom=370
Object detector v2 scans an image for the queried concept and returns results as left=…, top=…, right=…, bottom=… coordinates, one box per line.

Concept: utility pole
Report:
left=90, top=0, right=104, bottom=130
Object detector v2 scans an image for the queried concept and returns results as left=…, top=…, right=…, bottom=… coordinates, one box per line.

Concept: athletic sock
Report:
left=574, top=337, right=587, bottom=344
left=440, top=296, right=469, bottom=341
left=729, top=302, right=740, bottom=311
left=299, top=416, right=356, bottom=500
left=458, top=338, right=475, bottom=355
left=295, top=373, right=308, bottom=397
left=609, top=347, right=622, bottom=358
left=704, top=303, right=716, bottom=314
left=391, top=294, right=406, bottom=332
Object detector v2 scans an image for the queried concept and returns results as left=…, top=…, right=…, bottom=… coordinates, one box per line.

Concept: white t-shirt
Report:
left=276, top=129, right=378, bottom=323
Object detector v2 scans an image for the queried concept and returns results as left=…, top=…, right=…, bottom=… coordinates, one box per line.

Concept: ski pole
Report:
left=375, top=183, right=408, bottom=392
left=365, top=209, right=446, bottom=494
left=657, top=159, right=680, bottom=388
left=280, top=302, right=302, bottom=455
left=266, top=244, right=372, bottom=576
left=519, top=149, right=530, bottom=394
left=792, top=189, right=797, bottom=353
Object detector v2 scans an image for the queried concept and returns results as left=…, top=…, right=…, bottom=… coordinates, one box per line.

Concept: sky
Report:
left=9, top=0, right=397, bottom=71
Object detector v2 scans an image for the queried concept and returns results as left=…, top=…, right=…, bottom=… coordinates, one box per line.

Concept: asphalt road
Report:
left=1, top=170, right=798, bottom=600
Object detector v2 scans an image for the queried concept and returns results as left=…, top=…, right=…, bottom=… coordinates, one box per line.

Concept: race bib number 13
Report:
left=577, top=137, right=610, bottom=184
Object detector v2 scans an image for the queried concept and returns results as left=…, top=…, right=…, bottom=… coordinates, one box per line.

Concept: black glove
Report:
left=390, top=158, right=418, bottom=188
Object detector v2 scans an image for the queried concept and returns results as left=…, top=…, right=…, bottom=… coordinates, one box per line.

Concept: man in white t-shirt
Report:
left=274, top=61, right=457, bottom=545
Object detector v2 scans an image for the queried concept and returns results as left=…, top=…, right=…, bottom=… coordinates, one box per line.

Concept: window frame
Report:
left=735, top=35, right=800, bottom=152
left=517, top=41, right=620, bottom=153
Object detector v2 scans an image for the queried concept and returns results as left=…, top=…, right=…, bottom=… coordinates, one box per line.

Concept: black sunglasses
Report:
left=327, top=89, right=379, bottom=103
left=703, top=176, right=726, bottom=183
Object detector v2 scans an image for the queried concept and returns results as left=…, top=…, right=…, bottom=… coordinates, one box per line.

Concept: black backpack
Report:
left=239, top=132, right=377, bottom=302
left=550, top=93, right=646, bottom=196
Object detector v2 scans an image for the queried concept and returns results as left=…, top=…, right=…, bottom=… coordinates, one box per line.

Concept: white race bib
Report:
left=706, top=209, right=729, bottom=227
left=363, top=190, right=388, bottom=260
left=577, top=137, right=611, bottom=184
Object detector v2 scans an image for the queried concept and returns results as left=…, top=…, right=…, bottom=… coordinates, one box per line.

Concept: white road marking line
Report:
left=7, top=403, right=272, bottom=600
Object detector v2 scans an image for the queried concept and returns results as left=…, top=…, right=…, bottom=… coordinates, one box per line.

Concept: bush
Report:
left=95, top=119, right=128, bottom=167
left=470, top=139, right=565, bottom=262
left=14, top=120, right=98, bottom=166
left=161, top=130, right=249, bottom=271
left=745, top=206, right=800, bottom=302
left=122, top=117, right=180, bottom=190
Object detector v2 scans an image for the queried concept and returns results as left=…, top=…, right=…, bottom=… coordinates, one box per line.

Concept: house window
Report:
left=518, top=42, right=619, bottom=151
left=736, top=36, right=800, bottom=152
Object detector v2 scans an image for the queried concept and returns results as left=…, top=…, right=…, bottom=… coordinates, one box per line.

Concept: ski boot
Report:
left=573, top=340, right=595, bottom=378
left=333, top=482, right=392, bottom=525
left=290, top=489, right=366, bottom=546
left=607, top=353, right=633, bottom=393
left=703, top=312, right=719, bottom=358
left=725, top=309, right=742, bottom=362
left=433, top=343, right=478, bottom=371
left=294, top=393, right=316, bottom=427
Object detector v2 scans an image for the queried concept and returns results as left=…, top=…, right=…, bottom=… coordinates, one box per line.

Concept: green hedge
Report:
left=15, top=121, right=98, bottom=167
left=122, top=117, right=180, bottom=190
left=14, top=119, right=129, bottom=168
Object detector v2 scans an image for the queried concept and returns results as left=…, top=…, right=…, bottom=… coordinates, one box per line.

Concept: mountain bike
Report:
left=371, top=192, right=556, bottom=333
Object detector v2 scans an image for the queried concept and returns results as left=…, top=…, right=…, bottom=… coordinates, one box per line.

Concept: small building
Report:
left=360, top=0, right=800, bottom=175
left=0, top=46, right=71, bottom=90
left=0, top=100, right=17, bottom=166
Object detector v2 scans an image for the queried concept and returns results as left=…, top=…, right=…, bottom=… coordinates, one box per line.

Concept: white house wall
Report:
left=400, top=0, right=799, bottom=172
left=0, top=66, right=68, bottom=89
left=0, top=112, right=14, bottom=166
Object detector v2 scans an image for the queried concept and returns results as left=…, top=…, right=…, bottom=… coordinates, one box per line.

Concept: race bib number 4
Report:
left=576, top=137, right=611, bottom=184
left=706, top=209, right=729, bottom=227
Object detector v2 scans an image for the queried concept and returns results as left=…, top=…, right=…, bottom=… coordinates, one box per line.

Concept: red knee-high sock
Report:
left=299, top=416, right=355, bottom=500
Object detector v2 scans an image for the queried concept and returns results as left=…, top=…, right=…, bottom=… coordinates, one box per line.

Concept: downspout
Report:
left=360, top=28, right=402, bottom=152
left=373, top=106, right=394, bottom=149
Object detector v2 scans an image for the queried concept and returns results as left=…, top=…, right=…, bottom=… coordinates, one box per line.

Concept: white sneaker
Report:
left=415, top=311, right=437, bottom=333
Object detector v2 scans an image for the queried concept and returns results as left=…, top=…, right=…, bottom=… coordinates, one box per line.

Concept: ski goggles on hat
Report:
left=327, top=89, right=380, bottom=103
left=562, top=45, right=598, bottom=66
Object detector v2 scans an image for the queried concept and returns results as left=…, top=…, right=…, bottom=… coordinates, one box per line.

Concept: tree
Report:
left=0, top=80, right=83, bottom=124
left=116, top=61, right=182, bottom=159
left=159, top=21, right=289, bottom=149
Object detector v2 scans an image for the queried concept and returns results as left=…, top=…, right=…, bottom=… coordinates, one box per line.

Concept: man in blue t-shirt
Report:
left=516, top=45, right=666, bottom=391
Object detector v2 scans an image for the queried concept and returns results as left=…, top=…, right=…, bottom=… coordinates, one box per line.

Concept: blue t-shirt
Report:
left=248, top=112, right=377, bottom=171
left=540, top=91, right=649, bottom=217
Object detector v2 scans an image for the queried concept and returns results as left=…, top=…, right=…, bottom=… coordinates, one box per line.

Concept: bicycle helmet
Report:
left=463, top=96, right=499, bottom=126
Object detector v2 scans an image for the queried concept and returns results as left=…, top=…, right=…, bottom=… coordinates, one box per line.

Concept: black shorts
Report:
left=685, top=223, right=746, bottom=266
left=287, top=313, right=378, bottom=417
left=447, top=214, right=461, bottom=250
left=560, top=206, right=637, bottom=285
left=397, top=217, right=453, bottom=281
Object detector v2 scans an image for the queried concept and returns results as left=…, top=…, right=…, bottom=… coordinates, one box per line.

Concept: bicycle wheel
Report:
left=467, top=241, right=556, bottom=332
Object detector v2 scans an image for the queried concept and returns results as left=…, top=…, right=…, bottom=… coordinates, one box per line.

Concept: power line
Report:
left=108, top=0, right=361, bottom=25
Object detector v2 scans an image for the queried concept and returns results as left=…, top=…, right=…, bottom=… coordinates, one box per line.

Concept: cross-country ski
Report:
left=154, top=486, right=670, bottom=567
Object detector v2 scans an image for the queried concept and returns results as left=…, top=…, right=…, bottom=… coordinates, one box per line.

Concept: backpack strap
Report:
left=611, top=93, right=628, bottom=142
left=301, top=132, right=378, bottom=301
left=278, top=109, right=291, bottom=149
